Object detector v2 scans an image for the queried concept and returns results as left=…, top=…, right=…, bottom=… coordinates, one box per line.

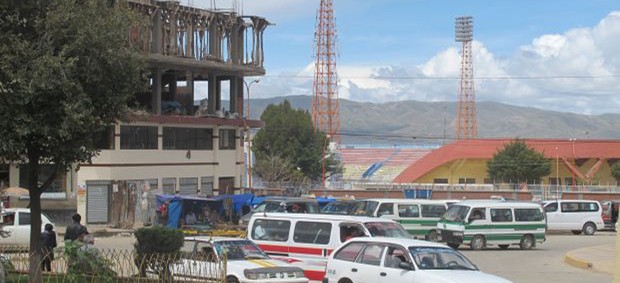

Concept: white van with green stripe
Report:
left=436, top=200, right=546, bottom=250
left=351, top=199, right=455, bottom=240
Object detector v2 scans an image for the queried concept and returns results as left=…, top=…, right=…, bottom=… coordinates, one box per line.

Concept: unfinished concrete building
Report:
left=4, top=0, right=270, bottom=225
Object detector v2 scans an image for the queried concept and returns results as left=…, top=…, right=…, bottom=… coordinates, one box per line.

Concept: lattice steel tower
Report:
left=312, top=0, right=340, bottom=143
left=455, top=16, right=477, bottom=140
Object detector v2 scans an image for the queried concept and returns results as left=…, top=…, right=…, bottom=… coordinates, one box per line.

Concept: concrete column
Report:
left=208, top=18, right=220, bottom=60
left=186, top=72, right=194, bottom=115
left=216, top=78, right=222, bottom=112
left=151, top=8, right=162, bottom=53
left=229, top=77, right=237, bottom=115
left=187, top=18, right=194, bottom=59
left=207, top=74, right=217, bottom=114
left=152, top=68, right=162, bottom=114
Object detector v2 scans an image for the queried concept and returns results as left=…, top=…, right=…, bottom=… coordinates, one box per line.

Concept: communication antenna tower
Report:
left=455, top=16, right=477, bottom=140
left=312, top=0, right=340, bottom=144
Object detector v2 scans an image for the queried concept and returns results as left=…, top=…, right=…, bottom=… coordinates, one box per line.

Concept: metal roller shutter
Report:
left=87, top=185, right=109, bottom=224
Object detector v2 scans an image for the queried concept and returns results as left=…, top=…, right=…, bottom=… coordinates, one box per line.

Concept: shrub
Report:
left=134, top=226, right=184, bottom=279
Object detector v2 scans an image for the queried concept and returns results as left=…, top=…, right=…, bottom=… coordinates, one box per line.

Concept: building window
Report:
left=433, top=178, right=448, bottom=184
left=120, top=125, right=158, bottom=149
left=163, top=127, right=213, bottom=150
left=19, top=164, right=65, bottom=193
left=94, top=126, right=115, bottom=150
left=179, top=178, right=198, bottom=196
left=549, top=178, right=561, bottom=185
left=483, top=178, right=493, bottom=184
left=162, top=178, right=176, bottom=195
left=0, top=165, right=9, bottom=190
left=201, top=177, right=214, bottom=196
left=219, top=129, right=236, bottom=150
left=458, top=178, right=476, bottom=184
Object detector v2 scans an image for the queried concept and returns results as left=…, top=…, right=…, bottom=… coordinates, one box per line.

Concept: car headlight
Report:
left=244, top=270, right=269, bottom=280
left=294, top=270, right=305, bottom=278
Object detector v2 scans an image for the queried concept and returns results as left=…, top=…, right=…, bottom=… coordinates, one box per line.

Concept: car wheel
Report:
left=571, top=230, right=582, bottom=235
left=470, top=235, right=485, bottom=251
left=520, top=235, right=534, bottom=250
left=447, top=242, right=460, bottom=249
left=498, top=244, right=509, bottom=250
left=339, top=278, right=353, bottom=283
left=226, top=276, right=239, bottom=283
left=583, top=222, right=596, bottom=235
left=426, top=230, right=438, bottom=242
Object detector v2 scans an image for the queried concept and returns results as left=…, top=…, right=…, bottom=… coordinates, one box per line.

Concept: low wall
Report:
left=308, top=189, right=620, bottom=201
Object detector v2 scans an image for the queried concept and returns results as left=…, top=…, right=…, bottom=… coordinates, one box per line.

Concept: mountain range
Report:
left=243, top=95, right=620, bottom=145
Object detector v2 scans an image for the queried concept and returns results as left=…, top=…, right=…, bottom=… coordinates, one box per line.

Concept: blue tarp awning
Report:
left=213, top=194, right=255, bottom=215
left=156, top=194, right=221, bottom=229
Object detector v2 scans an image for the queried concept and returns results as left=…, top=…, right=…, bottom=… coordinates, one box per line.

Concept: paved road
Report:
left=461, top=232, right=615, bottom=283
left=94, top=232, right=615, bottom=283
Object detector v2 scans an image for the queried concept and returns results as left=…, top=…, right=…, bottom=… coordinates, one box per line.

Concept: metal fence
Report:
left=0, top=245, right=226, bottom=283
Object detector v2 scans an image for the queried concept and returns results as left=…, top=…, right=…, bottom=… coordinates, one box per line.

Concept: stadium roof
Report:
left=393, top=139, right=620, bottom=183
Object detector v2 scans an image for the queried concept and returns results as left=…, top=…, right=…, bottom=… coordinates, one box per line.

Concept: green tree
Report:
left=252, top=100, right=338, bottom=187
left=487, top=140, right=551, bottom=185
left=0, top=1, right=145, bottom=280
left=611, top=163, right=620, bottom=184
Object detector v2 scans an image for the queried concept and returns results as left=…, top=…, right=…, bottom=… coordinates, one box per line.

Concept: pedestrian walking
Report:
left=41, top=223, right=57, bottom=272
left=64, top=213, right=88, bottom=242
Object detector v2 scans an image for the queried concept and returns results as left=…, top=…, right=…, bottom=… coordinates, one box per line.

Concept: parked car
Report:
left=168, top=237, right=308, bottom=283
left=0, top=208, right=53, bottom=247
left=240, top=197, right=321, bottom=226
left=321, top=200, right=359, bottom=215
left=600, top=200, right=620, bottom=230
left=324, top=237, right=512, bottom=283
left=543, top=199, right=605, bottom=235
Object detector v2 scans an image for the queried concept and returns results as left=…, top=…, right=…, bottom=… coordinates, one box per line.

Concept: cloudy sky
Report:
left=202, top=0, right=620, bottom=115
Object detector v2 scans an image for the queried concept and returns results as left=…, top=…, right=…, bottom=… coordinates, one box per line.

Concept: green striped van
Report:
left=351, top=199, right=457, bottom=240
left=436, top=200, right=546, bottom=250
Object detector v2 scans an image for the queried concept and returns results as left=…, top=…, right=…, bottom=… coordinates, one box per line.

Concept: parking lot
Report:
left=94, top=232, right=615, bottom=283
left=461, top=232, right=615, bottom=283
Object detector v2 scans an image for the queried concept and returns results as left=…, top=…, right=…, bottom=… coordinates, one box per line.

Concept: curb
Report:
left=564, top=252, right=593, bottom=270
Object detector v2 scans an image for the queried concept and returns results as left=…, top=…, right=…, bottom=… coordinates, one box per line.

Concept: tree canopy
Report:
left=0, top=0, right=146, bottom=280
left=252, top=100, right=338, bottom=188
left=611, top=163, right=620, bottom=183
left=487, top=140, right=551, bottom=184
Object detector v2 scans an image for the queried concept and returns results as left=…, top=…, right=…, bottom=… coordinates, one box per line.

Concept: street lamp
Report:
left=555, top=146, right=559, bottom=198
left=243, top=79, right=259, bottom=189
left=569, top=138, right=576, bottom=188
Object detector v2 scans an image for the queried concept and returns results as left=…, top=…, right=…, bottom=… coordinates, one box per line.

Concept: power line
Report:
left=263, top=74, right=620, bottom=81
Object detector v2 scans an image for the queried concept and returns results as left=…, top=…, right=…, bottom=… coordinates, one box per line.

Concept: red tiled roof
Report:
left=393, top=139, right=620, bottom=183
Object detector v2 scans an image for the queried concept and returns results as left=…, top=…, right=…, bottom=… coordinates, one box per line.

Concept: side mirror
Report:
left=398, top=261, right=414, bottom=270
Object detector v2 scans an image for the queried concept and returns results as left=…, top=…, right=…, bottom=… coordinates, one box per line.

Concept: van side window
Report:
left=18, top=212, right=31, bottom=226
left=378, top=203, right=394, bottom=216
left=515, top=209, right=543, bottom=222
left=334, top=242, right=365, bottom=262
left=469, top=208, right=486, bottom=221
left=544, top=202, right=558, bottom=213
left=294, top=221, right=332, bottom=245
left=251, top=219, right=290, bottom=242
left=398, top=205, right=419, bottom=217
left=561, top=202, right=599, bottom=212
left=358, top=244, right=385, bottom=266
left=490, top=209, right=513, bottom=222
left=421, top=205, right=447, bottom=218
left=340, top=225, right=365, bottom=242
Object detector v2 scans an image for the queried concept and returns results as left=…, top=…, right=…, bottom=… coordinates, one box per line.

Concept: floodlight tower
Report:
left=312, top=0, right=340, bottom=144
left=455, top=16, right=477, bottom=140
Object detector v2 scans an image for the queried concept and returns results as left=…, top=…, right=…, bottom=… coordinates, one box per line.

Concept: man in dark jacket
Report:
left=41, top=223, right=57, bottom=272
left=64, top=213, right=88, bottom=241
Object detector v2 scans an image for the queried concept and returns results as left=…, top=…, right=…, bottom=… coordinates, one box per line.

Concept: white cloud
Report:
left=249, top=11, right=620, bottom=115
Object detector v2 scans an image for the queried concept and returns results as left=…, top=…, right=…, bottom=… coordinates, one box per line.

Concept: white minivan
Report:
left=351, top=199, right=455, bottom=240
left=248, top=213, right=411, bottom=282
left=543, top=199, right=604, bottom=235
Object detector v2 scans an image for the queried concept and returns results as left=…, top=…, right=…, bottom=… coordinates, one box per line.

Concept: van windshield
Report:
left=352, top=201, right=379, bottom=217
left=253, top=202, right=285, bottom=213
left=322, top=201, right=356, bottom=215
left=364, top=222, right=411, bottom=238
left=441, top=205, right=470, bottom=223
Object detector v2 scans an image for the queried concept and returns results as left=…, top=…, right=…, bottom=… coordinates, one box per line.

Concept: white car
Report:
left=169, top=237, right=309, bottom=283
left=0, top=208, right=53, bottom=247
left=324, top=237, right=512, bottom=283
